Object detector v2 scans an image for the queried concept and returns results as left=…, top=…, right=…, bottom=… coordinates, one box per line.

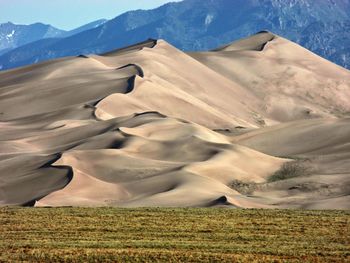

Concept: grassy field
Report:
left=0, top=208, right=349, bottom=262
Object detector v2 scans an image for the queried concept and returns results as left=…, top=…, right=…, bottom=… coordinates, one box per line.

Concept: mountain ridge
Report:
left=0, top=0, right=349, bottom=71
left=0, top=19, right=107, bottom=59
left=0, top=22, right=64, bottom=55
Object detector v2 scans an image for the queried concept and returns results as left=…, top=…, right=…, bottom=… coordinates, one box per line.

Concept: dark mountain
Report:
left=0, top=22, right=64, bottom=55
left=61, top=19, right=108, bottom=38
left=0, top=0, right=349, bottom=70
left=0, top=19, right=107, bottom=59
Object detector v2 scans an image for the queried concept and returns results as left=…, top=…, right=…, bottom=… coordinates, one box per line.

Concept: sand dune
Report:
left=190, top=31, right=350, bottom=124
left=229, top=118, right=350, bottom=209
left=0, top=32, right=349, bottom=208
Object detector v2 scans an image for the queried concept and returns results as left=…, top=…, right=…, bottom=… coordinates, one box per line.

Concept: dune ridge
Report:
left=0, top=32, right=349, bottom=209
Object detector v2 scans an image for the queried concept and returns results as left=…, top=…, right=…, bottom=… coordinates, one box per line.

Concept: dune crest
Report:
left=1, top=32, right=349, bottom=209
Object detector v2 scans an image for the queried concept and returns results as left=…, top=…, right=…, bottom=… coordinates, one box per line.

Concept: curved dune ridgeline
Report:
left=0, top=33, right=349, bottom=208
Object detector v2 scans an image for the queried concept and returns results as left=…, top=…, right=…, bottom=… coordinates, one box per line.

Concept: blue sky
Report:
left=0, top=0, right=181, bottom=30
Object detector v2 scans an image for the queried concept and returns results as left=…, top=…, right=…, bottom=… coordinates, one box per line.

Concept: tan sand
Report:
left=0, top=33, right=349, bottom=209
left=190, top=31, right=350, bottom=124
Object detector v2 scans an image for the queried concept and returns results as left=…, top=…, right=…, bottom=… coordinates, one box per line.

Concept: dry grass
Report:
left=0, top=208, right=349, bottom=262
left=268, top=161, right=312, bottom=183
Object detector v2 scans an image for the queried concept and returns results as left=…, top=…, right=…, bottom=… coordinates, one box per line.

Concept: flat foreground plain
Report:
left=0, top=208, right=349, bottom=262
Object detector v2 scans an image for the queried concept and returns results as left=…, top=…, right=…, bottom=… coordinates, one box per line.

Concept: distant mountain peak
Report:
left=0, top=19, right=109, bottom=57
left=2, top=21, right=14, bottom=25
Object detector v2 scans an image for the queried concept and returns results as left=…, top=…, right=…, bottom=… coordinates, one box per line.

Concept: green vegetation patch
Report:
left=0, top=208, right=349, bottom=262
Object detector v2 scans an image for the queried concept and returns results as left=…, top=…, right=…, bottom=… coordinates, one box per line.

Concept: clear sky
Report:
left=0, top=0, right=182, bottom=30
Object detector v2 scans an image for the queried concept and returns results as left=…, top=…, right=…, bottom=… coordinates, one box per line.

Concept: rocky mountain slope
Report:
left=0, top=19, right=107, bottom=59
left=0, top=22, right=64, bottom=56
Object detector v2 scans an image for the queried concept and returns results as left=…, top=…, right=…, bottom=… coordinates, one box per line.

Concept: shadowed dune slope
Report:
left=0, top=33, right=349, bottom=208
